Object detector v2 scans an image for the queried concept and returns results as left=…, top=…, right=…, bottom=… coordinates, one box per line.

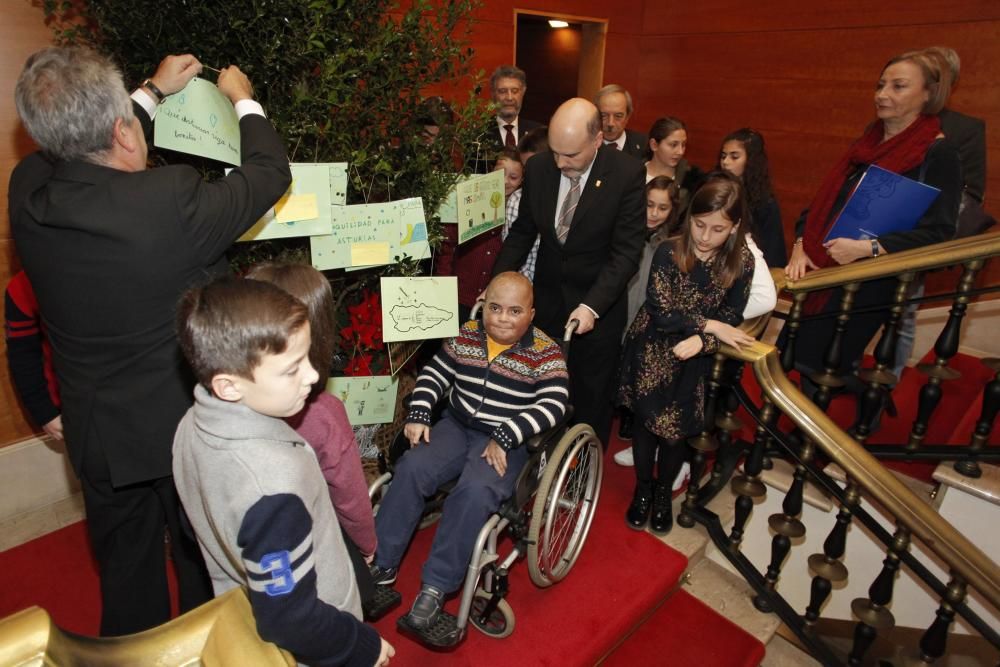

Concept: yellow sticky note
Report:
left=351, top=242, right=390, bottom=266
left=274, top=193, right=319, bottom=223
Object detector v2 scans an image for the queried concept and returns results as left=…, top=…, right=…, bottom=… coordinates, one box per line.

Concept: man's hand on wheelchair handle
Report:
left=404, top=422, right=431, bottom=447
left=482, top=440, right=508, bottom=477
left=566, top=305, right=595, bottom=334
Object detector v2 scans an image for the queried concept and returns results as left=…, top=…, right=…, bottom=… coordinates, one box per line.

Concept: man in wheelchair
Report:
left=370, top=272, right=570, bottom=634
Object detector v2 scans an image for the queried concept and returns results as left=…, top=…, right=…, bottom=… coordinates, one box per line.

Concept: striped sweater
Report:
left=407, top=320, right=570, bottom=451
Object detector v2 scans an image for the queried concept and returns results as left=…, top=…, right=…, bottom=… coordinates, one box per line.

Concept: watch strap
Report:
left=142, top=79, right=166, bottom=104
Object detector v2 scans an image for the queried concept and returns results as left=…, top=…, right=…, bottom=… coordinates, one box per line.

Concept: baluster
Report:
left=918, top=575, right=967, bottom=663
left=699, top=362, right=744, bottom=503
left=804, top=481, right=861, bottom=627
left=908, top=260, right=983, bottom=451
left=811, top=282, right=862, bottom=412
left=847, top=526, right=910, bottom=664
left=679, top=355, right=725, bottom=528
left=780, top=292, right=808, bottom=373
left=855, top=272, right=916, bottom=442
left=728, top=399, right=773, bottom=545
left=954, top=358, right=1000, bottom=478
left=753, top=440, right=813, bottom=613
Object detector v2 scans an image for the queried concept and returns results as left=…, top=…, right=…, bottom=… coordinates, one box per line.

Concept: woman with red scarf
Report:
left=783, top=50, right=962, bottom=395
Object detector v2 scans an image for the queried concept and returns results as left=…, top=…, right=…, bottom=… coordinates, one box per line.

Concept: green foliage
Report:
left=40, top=0, right=493, bottom=276
left=40, top=0, right=495, bottom=376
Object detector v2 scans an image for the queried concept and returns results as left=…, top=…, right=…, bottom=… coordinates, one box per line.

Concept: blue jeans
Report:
left=374, top=412, right=529, bottom=593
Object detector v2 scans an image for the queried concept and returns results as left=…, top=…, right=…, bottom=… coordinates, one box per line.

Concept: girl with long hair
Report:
left=616, top=174, right=755, bottom=534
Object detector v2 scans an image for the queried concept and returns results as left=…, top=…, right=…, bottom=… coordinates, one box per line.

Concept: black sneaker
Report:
left=369, top=564, right=398, bottom=586
left=405, top=584, right=444, bottom=630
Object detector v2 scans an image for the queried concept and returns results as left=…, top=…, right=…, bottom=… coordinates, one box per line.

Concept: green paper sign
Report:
left=326, top=375, right=398, bottom=425
left=154, top=77, right=240, bottom=166
left=457, top=170, right=505, bottom=244
left=381, top=276, right=459, bottom=343
left=238, top=163, right=348, bottom=242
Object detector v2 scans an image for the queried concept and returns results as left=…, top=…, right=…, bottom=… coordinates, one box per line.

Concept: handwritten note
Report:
left=326, top=376, right=399, bottom=425
left=239, top=163, right=348, bottom=242
left=154, top=77, right=240, bottom=166
left=310, top=197, right=431, bottom=270
left=381, top=277, right=459, bottom=342
left=310, top=203, right=397, bottom=270
left=457, top=170, right=505, bottom=243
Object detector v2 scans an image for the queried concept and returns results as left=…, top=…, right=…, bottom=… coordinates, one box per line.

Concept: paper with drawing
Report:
left=380, top=277, right=459, bottom=342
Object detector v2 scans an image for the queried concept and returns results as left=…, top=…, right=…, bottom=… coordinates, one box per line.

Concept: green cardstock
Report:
left=457, top=170, right=506, bottom=244
left=325, top=376, right=398, bottom=426
left=239, top=163, right=348, bottom=241
left=309, top=197, right=429, bottom=270
left=153, top=77, right=240, bottom=166
left=381, top=276, right=459, bottom=343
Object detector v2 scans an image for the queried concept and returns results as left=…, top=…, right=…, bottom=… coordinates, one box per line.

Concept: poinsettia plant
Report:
left=338, top=288, right=386, bottom=376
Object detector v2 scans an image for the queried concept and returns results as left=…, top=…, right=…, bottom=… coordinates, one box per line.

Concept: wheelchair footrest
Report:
left=397, top=609, right=464, bottom=648
left=363, top=585, right=402, bottom=622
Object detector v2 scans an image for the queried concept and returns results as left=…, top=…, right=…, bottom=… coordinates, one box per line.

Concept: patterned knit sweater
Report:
left=407, top=320, right=569, bottom=451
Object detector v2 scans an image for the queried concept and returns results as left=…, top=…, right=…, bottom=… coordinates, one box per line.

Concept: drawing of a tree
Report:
left=489, top=191, right=503, bottom=221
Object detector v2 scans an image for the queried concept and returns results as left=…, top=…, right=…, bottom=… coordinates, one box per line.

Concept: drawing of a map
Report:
left=390, top=303, right=452, bottom=332
left=381, top=277, right=459, bottom=342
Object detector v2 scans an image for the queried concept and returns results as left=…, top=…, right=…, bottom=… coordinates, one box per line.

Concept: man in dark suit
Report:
left=594, top=84, right=648, bottom=160
left=473, top=65, right=541, bottom=171
left=493, top=98, right=646, bottom=445
left=9, top=47, right=291, bottom=635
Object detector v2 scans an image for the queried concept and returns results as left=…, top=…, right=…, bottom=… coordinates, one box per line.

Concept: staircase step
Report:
left=684, top=558, right=782, bottom=645
left=600, top=585, right=766, bottom=666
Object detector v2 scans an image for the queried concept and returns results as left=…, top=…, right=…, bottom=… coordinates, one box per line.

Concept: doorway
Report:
left=514, top=10, right=607, bottom=124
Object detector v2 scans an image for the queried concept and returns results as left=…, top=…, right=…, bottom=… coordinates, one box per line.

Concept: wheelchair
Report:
left=367, top=312, right=604, bottom=648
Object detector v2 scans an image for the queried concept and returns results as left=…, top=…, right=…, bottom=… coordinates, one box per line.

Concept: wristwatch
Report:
left=871, top=239, right=880, bottom=258
left=142, top=79, right=166, bottom=104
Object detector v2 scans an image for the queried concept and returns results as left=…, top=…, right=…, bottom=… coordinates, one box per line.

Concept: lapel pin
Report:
left=595, top=180, right=602, bottom=188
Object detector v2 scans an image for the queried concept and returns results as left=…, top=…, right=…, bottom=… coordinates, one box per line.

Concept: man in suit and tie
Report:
left=492, top=98, right=646, bottom=445
left=485, top=65, right=541, bottom=158
left=594, top=84, right=648, bottom=159
left=9, top=47, right=291, bottom=635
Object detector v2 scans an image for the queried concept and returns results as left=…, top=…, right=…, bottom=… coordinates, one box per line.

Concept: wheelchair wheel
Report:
left=469, top=589, right=515, bottom=639
left=527, top=424, right=603, bottom=587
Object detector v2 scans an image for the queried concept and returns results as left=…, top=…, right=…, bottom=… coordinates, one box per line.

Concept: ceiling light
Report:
left=548, top=20, right=569, bottom=28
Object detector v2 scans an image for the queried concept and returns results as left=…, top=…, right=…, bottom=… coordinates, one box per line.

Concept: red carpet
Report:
left=0, top=521, right=102, bottom=635
left=370, top=448, right=689, bottom=666
left=0, top=521, right=180, bottom=636
left=600, top=589, right=766, bottom=667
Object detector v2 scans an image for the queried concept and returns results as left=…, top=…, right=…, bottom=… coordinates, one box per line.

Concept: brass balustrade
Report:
left=723, top=337, right=1000, bottom=615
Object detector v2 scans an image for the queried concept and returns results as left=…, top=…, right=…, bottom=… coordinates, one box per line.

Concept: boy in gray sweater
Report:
left=173, top=277, right=393, bottom=666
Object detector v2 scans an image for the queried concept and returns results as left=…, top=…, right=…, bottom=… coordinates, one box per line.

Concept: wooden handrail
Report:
left=722, top=339, right=1000, bottom=612
left=783, top=230, right=1000, bottom=293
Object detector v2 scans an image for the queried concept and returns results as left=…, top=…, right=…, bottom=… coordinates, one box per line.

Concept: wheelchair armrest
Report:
left=524, top=406, right=573, bottom=455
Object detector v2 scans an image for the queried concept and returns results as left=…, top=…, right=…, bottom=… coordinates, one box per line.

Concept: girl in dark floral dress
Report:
left=617, top=174, right=755, bottom=534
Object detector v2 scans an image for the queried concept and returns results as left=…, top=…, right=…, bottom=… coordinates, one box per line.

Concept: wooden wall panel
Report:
left=634, top=15, right=1000, bottom=253
left=1, top=3, right=56, bottom=448
left=639, top=0, right=1000, bottom=34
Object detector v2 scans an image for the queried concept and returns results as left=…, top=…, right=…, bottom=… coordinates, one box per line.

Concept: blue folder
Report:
left=823, top=165, right=940, bottom=242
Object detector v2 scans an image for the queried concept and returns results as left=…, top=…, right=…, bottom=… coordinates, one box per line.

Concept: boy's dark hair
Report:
left=177, top=277, right=309, bottom=388
left=517, top=125, right=548, bottom=155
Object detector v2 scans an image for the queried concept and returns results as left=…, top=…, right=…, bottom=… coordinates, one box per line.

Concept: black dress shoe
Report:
left=626, top=484, right=652, bottom=529
left=649, top=482, right=673, bottom=535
